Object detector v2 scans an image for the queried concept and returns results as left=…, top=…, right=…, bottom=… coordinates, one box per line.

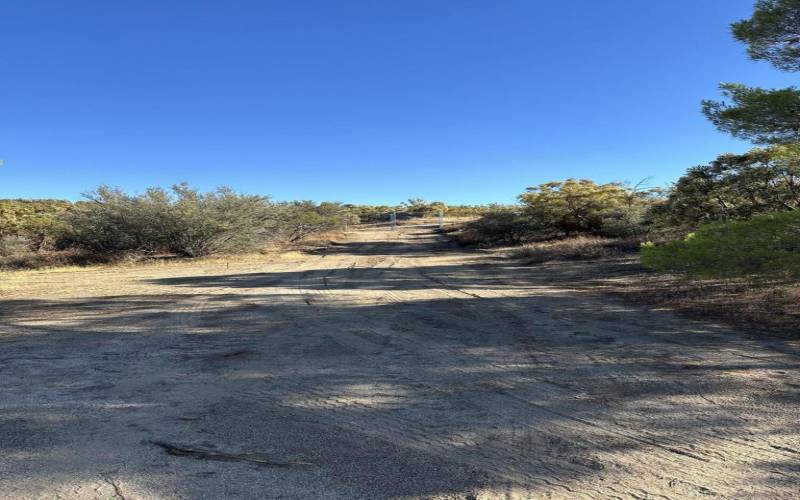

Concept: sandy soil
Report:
left=1, top=227, right=798, bottom=499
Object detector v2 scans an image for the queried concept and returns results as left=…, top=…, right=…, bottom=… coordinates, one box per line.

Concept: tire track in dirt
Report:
left=2, top=227, right=798, bottom=499
left=393, top=232, right=800, bottom=483
left=269, top=227, right=799, bottom=497
left=223, top=234, right=707, bottom=496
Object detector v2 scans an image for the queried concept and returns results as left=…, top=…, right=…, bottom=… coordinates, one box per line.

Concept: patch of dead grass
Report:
left=585, top=260, right=800, bottom=338
left=616, top=273, right=799, bottom=337
left=509, top=236, right=643, bottom=263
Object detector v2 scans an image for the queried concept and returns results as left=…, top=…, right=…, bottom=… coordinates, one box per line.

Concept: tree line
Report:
left=0, top=188, right=491, bottom=268
left=462, top=0, right=800, bottom=279
left=2, top=1, right=797, bottom=278
left=0, top=187, right=352, bottom=265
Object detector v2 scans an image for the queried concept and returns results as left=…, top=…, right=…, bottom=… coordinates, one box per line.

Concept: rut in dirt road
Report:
left=1, top=227, right=799, bottom=499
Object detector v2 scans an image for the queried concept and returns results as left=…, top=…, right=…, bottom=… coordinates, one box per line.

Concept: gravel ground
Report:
left=1, top=227, right=798, bottom=499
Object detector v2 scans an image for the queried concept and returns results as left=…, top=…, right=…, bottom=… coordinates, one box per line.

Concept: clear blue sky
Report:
left=1, top=1, right=796, bottom=204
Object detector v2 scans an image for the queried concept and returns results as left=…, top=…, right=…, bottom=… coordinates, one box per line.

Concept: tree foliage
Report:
left=459, top=208, right=531, bottom=245
left=518, top=179, right=659, bottom=236
left=0, top=199, right=73, bottom=251
left=732, top=0, right=800, bottom=71
left=702, top=84, right=800, bottom=144
left=346, top=201, right=490, bottom=224
left=459, top=179, right=661, bottom=247
left=401, top=198, right=447, bottom=217
left=641, top=209, right=800, bottom=278
left=656, top=145, right=800, bottom=226
left=272, top=201, right=348, bottom=243
left=703, top=0, right=800, bottom=145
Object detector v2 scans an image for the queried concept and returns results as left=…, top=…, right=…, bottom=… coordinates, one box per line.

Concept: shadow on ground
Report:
left=2, top=249, right=799, bottom=497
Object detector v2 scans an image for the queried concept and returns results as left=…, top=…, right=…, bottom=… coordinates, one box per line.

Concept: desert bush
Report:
left=167, top=185, right=278, bottom=256
left=457, top=208, right=534, bottom=246
left=60, top=184, right=278, bottom=257
left=600, top=204, right=653, bottom=238
left=272, top=201, right=347, bottom=244
left=510, top=236, right=642, bottom=263
left=0, top=199, right=73, bottom=250
left=0, top=199, right=73, bottom=233
left=458, top=179, right=660, bottom=247
left=641, top=210, right=800, bottom=278
left=0, top=235, right=33, bottom=257
left=349, top=202, right=491, bottom=224
left=442, top=204, right=493, bottom=217
left=0, top=249, right=120, bottom=271
left=400, top=198, right=447, bottom=218
left=349, top=205, right=393, bottom=224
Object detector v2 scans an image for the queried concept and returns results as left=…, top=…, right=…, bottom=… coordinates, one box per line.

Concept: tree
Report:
left=702, top=84, right=800, bottom=144
left=402, top=198, right=447, bottom=217
left=732, top=0, right=800, bottom=71
left=656, top=145, right=800, bottom=226
left=703, top=0, right=800, bottom=144
left=518, top=179, right=651, bottom=235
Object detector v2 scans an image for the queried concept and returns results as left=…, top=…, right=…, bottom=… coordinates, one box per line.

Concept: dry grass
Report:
left=437, top=227, right=798, bottom=336
left=0, top=249, right=121, bottom=271
left=509, top=236, right=642, bottom=263
left=0, top=249, right=303, bottom=283
left=611, top=271, right=800, bottom=338
left=565, top=258, right=800, bottom=338
left=0, top=231, right=340, bottom=275
left=500, top=234, right=800, bottom=337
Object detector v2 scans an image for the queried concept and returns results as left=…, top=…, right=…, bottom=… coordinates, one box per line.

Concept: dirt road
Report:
left=1, top=227, right=798, bottom=499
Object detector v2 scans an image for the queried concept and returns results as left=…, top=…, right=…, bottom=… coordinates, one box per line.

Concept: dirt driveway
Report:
left=1, top=227, right=798, bottom=499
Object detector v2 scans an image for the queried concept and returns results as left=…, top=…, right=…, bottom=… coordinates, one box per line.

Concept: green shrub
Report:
left=600, top=204, right=652, bottom=238
left=520, top=179, right=660, bottom=236
left=272, top=201, right=348, bottom=243
left=0, top=199, right=73, bottom=250
left=641, top=210, right=800, bottom=278
left=60, top=184, right=278, bottom=257
left=458, top=209, right=535, bottom=246
left=57, top=185, right=349, bottom=258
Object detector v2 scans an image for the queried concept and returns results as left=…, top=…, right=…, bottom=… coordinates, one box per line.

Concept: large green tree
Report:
left=518, top=179, right=658, bottom=236
left=732, top=0, right=800, bottom=71
left=702, top=83, right=800, bottom=144
left=657, top=145, right=800, bottom=225
left=702, top=0, right=800, bottom=144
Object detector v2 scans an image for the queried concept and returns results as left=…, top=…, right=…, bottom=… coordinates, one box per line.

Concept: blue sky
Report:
left=1, top=1, right=796, bottom=204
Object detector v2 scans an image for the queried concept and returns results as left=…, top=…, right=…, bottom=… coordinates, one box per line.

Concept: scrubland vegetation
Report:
left=1, top=1, right=797, bottom=334
left=443, top=1, right=800, bottom=334
left=459, top=1, right=800, bottom=276
left=0, top=190, right=489, bottom=270
left=0, top=188, right=338, bottom=269
left=456, top=144, right=800, bottom=276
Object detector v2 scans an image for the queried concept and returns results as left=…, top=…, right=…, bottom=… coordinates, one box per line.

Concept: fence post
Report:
left=438, top=210, right=444, bottom=229
left=391, top=210, right=397, bottom=230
